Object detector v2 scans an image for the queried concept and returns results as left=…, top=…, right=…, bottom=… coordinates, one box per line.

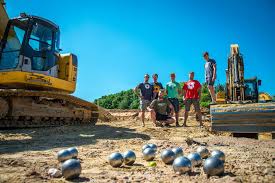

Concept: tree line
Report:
left=94, top=83, right=225, bottom=109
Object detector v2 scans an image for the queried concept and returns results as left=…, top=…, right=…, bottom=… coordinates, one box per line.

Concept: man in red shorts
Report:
left=182, top=72, right=203, bottom=127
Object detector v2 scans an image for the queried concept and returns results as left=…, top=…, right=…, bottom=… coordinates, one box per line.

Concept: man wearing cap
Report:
left=166, top=73, right=181, bottom=126
left=134, top=74, right=154, bottom=127
left=147, top=89, right=175, bottom=127
left=203, top=52, right=217, bottom=104
left=182, top=72, right=203, bottom=127
left=151, top=74, right=163, bottom=100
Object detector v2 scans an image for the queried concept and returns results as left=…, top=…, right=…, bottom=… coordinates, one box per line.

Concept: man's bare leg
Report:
left=207, top=85, right=216, bottom=103
left=175, top=112, right=179, bottom=126
left=196, top=111, right=203, bottom=126
left=183, top=111, right=188, bottom=127
left=141, top=111, right=145, bottom=127
left=150, top=110, right=157, bottom=126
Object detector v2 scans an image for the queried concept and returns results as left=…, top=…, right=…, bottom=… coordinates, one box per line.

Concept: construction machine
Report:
left=210, top=44, right=275, bottom=133
left=0, top=2, right=98, bottom=128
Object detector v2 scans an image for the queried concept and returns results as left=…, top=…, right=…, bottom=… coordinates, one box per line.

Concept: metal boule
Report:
left=123, top=150, right=136, bottom=166
left=211, top=150, right=225, bottom=162
left=143, top=148, right=156, bottom=161
left=203, top=157, right=224, bottom=176
left=161, top=149, right=176, bottom=165
left=148, top=143, right=157, bottom=152
left=61, top=159, right=81, bottom=180
left=172, top=156, right=192, bottom=174
left=67, top=147, right=78, bottom=158
left=172, top=147, right=183, bottom=158
left=142, top=144, right=151, bottom=151
left=57, top=149, right=73, bottom=162
left=187, top=152, right=202, bottom=167
left=197, top=146, right=210, bottom=159
left=108, top=152, right=124, bottom=167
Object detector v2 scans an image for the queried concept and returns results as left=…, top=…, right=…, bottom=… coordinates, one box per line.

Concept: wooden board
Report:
left=210, top=102, right=275, bottom=133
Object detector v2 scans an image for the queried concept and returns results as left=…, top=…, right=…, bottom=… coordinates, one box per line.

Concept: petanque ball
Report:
left=197, top=146, right=210, bottom=159
left=211, top=150, right=225, bottom=162
left=143, top=148, right=156, bottom=161
left=108, top=152, right=124, bottom=167
left=123, top=150, right=136, bottom=166
left=61, top=159, right=81, bottom=180
left=172, top=147, right=184, bottom=158
left=172, top=156, right=192, bottom=174
left=142, top=144, right=151, bottom=151
left=187, top=152, right=202, bottom=167
left=161, top=149, right=176, bottom=164
left=148, top=143, right=157, bottom=152
left=67, top=147, right=78, bottom=158
left=57, top=149, right=73, bottom=162
left=203, top=157, right=224, bottom=176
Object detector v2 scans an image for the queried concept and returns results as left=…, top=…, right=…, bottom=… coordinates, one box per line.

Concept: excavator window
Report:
left=0, top=24, right=26, bottom=70
left=28, top=22, right=55, bottom=71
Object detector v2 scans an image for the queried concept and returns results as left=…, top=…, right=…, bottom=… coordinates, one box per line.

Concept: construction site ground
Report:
left=0, top=110, right=274, bottom=183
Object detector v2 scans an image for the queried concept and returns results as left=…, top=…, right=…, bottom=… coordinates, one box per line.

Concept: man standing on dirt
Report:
left=151, top=73, right=163, bottom=100
left=147, top=89, right=175, bottom=127
left=182, top=72, right=203, bottom=127
left=166, top=73, right=181, bottom=127
left=203, top=52, right=217, bottom=104
left=134, top=74, right=154, bottom=127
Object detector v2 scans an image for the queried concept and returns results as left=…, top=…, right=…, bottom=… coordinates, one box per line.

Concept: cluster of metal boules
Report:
left=108, top=150, right=137, bottom=167
left=108, top=144, right=225, bottom=177
left=172, top=146, right=225, bottom=176
left=52, top=147, right=81, bottom=180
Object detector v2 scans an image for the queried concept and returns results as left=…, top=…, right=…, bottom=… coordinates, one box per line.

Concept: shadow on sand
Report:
left=0, top=124, right=150, bottom=154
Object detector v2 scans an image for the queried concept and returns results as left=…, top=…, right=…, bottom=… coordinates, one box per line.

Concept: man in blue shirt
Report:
left=134, top=74, right=154, bottom=127
left=203, top=52, right=217, bottom=104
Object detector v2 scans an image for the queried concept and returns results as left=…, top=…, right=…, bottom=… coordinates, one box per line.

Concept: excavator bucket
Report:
left=210, top=103, right=275, bottom=133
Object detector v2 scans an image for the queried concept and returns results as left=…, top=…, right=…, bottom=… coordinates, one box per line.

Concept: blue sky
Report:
left=6, top=0, right=275, bottom=101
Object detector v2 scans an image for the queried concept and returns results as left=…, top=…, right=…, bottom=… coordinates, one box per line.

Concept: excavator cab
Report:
left=0, top=13, right=60, bottom=76
left=244, top=78, right=259, bottom=103
left=0, top=13, right=77, bottom=93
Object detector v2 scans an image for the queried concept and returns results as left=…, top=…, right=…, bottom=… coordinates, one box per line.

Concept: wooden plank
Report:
left=212, top=123, right=275, bottom=126
left=212, top=126, right=275, bottom=133
left=212, top=117, right=275, bottom=123
left=211, top=110, right=275, bottom=116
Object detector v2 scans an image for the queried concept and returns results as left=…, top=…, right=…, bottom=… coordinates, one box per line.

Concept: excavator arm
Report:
left=0, top=0, right=9, bottom=39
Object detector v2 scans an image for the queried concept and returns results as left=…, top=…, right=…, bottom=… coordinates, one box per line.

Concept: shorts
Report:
left=156, top=113, right=171, bottom=121
left=139, top=99, right=151, bottom=111
left=206, top=78, right=215, bottom=86
left=185, top=99, right=201, bottom=112
left=168, top=98, right=180, bottom=113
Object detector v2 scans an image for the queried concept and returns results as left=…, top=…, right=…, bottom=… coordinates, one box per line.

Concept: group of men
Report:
left=134, top=52, right=217, bottom=127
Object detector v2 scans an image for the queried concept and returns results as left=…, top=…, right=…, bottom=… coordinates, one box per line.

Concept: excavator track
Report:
left=0, top=90, right=99, bottom=128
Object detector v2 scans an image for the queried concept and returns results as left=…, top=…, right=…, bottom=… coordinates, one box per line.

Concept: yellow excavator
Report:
left=0, top=1, right=98, bottom=127
left=211, top=44, right=275, bottom=134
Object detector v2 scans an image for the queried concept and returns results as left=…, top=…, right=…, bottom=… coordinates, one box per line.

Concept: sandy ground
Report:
left=0, top=111, right=274, bottom=183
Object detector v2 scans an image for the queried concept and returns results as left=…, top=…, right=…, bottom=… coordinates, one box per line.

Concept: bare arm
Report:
left=198, top=87, right=202, bottom=100
left=168, top=104, right=174, bottom=116
left=134, top=86, right=142, bottom=99
left=212, top=64, right=217, bottom=81
left=182, top=89, right=186, bottom=101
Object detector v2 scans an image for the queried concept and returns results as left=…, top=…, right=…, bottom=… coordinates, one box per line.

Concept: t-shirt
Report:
left=166, top=81, right=181, bottom=98
left=183, top=80, right=201, bottom=99
left=205, top=58, right=216, bottom=79
left=149, top=98, right=171, bottom=115
left=152, top=82, right=163, bottom=99
left=137, top=82, right=153, bottom=101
